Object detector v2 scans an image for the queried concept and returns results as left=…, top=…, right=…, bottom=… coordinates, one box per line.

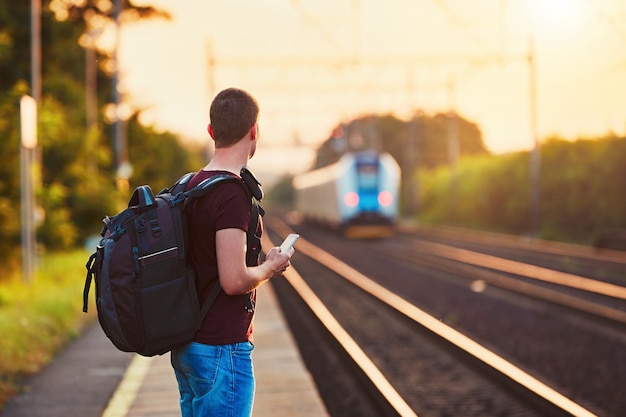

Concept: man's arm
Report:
left=216, top=228, right=293, bottom=295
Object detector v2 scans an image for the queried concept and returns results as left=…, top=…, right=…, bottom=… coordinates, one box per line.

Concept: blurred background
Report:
left=1, top=0, right=626, bottom=270
left=121, top=0, right=626, bottom=155
left=1, top=0, right=626, bottom=408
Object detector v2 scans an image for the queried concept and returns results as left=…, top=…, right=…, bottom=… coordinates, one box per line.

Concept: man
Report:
left=171, top=88, right=294, bottom=417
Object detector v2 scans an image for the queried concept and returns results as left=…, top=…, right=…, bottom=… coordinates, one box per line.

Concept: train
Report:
left=292, top=151, right=401, bottom=238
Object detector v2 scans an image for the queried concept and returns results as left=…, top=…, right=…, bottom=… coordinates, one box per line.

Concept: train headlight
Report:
left=378, top=191, right=394, bottom=207
left=344, top=191, right=359, bottom=207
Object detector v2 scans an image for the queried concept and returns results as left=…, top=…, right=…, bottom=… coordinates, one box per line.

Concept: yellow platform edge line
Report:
left=101, top=355, right=155, bottom=417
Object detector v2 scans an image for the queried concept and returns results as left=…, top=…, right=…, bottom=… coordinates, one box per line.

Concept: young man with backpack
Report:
left=170, top=87, right=294, bottom=417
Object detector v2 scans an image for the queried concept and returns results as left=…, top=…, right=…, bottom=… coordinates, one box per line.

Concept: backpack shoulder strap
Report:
left=183, top=172, right=253, bottom=320
left=168, top=172, right=195, bottom=195
left=199, top=281, right=222, bottom=319
left=163, top=172, right=240, bottom=207
left=240, top=166, right=263, bottom=201
left=185, top=173, right=241, bottom=199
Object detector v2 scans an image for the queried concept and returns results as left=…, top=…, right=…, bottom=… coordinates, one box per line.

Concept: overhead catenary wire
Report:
left=430, top=0, right=492, bottom=53
left=586, top=0, right=626, bottom=47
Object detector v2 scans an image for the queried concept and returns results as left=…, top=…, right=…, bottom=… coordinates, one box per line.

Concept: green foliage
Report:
left=0, top=81, right=31, bottom=271
left=0, top=250, right=95, bottom=407
left=37, top=183, right=77, bottom=249
left=539, top=135, right=626, bottom=242
left=416, top=135, right=626, bottom=244
left=0, top=0, right=198, bottom=270
left=313, top=112, right=488, bottom=170
left=310, top=112, right=490, bottom=201
left=306, top=111, right=626, bottom=246
left=265, top=174, right=297, bottom=208
left=127, top=116, right=206, bottom=193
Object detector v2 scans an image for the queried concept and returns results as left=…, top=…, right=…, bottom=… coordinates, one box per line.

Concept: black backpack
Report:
left=82, top=169, right=263, bottom=357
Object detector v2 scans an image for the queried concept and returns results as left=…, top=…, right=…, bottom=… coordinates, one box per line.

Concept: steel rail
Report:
left=265, top=217, right=598, bottom=417
left=262, top=232, right=418, bottom=417
left=401, top=223, right=626, bottom=264
left=384, top=243, right=626, bottom=326
left=406, top=239, right=626, bottom=301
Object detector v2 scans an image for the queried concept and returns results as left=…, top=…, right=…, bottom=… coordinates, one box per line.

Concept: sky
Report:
left=115, top=0, right=626, bottom=176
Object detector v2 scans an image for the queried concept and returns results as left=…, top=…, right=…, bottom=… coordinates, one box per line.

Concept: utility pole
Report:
left=405, top=116, right=419, bottom=216
left=528, top=37, right=540, bottom=235
left=21, top=96, right=37, bottom=283
left=112, top=0, right=129, bottom=188
left=86, top=31, right=98, bottom=136
left=84, top=29, right=101, bottom=182
left=31, top=0, right=41, bottom=102
left=403, top=66, right=419, bottom=216
left=447, top=77, right=460, bottom=221
left=447, top=77, right=460, bottom=174
left=22, top=0, right=41, bottom=282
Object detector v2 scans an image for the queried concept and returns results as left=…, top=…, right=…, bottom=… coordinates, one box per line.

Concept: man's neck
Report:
left=204, top=143, right=250, bottom=174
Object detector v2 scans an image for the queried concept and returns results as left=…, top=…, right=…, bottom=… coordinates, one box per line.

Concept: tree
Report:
left=126, top=114, right=206, bottom=193
left=0, top=0, right=186, bottom=270
left=0, top=82, right=29, bottom=272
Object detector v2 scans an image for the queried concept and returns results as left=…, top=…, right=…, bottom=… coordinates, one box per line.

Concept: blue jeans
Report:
left=170, top=341, right=255, bottom=417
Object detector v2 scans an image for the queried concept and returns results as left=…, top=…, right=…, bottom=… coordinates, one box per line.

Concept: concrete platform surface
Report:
left=102, top=283, right=329, bottom=417
left=0, top=283, right=327, bottom=417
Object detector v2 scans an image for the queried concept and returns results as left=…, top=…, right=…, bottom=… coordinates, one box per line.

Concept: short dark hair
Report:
left=209, top=88, right=259, bottom=148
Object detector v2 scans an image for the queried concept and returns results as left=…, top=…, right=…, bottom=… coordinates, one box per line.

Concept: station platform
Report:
left=0, top=283, right=328, bottom=417
left=103, top=283, right=328, bottom=417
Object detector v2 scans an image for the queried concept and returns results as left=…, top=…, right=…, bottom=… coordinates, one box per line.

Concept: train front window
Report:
left=355, top=159, right=380, bottom=211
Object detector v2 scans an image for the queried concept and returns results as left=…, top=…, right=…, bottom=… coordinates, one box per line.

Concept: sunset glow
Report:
left=531, top=0, right=587, bottom=28
left=117, top=0, right=626, bottom=175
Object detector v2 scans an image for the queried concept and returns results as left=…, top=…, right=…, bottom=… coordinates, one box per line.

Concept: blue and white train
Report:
left=292, top=151, right=401, bottom=238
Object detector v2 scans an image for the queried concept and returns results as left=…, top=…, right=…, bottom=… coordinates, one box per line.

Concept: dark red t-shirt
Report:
left=185, top=170, right=258, bottom=344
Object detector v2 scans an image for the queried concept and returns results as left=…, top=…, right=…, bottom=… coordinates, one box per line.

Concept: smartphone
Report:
left=279, top=234, right=299, bottom=252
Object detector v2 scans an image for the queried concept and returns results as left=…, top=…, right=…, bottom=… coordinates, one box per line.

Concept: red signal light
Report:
left=344, top=191, right=359, bottom=207
left=378, top=191, right=394, bottom=207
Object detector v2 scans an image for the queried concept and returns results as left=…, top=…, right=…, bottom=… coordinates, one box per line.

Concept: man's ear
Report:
left=207, top=124, right=215, bottom=139
left=250, top=123, right=257, bottom=140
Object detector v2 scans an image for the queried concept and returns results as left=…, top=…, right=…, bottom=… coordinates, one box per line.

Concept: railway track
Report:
left=380, top=233, right=626, bottom=327
left=401, top=224, right=626, bottom=286
left=263, top=213, right=626, bottom=417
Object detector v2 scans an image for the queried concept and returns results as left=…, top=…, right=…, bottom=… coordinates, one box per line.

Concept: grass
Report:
left=0, top=250, right=96, bottom=408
